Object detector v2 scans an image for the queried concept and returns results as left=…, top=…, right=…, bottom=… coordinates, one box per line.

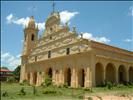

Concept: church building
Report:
left=20, top=7, right=133, bottom=88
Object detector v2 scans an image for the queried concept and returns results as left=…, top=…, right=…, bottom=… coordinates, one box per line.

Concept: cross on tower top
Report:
left=52, top=2, right=56, bottom=13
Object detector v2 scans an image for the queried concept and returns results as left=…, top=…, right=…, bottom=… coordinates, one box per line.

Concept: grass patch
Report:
left=1, top=82, right=133, bottom=100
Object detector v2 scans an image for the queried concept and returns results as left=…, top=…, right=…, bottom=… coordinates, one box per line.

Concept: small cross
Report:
left=52, top=2, right=55, bottom=13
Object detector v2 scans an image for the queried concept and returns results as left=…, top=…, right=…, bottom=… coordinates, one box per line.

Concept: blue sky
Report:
left=1, top=1, right=133, bottom=70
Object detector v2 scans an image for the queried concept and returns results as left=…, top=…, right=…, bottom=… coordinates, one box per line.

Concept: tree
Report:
left=13, top=65, right=21, bottom=82
left=1, top=67, right=9, bottom=70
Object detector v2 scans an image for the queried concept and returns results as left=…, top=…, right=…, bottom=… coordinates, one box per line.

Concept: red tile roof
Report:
left=0, top=69, right=13, bottom=72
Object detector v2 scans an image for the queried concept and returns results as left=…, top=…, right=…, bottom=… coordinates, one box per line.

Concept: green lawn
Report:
left=1, top=82, right=133, bottom=100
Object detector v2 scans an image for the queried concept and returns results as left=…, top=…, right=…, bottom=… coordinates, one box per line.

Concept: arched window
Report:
left=31, top=34, right=35, bottom=41
left=35, top=56, right=37, bottom=61
left=48, top=51, right=51, bottom=58
left=66, top=48, right=70, bottom=55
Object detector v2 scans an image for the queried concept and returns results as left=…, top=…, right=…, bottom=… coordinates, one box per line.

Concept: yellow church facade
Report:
left=20, top=11, right=133, bottom=88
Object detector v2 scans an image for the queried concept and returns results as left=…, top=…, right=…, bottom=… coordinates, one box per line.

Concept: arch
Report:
left=47, top=68, right=52, bottom=79
left=118, top=65, right=126, bottom=83
left=31, top=34, right=35, bottom=41
left=129, top=66, right=133, bottom=83
left=64, top=68, right=71, bottom=86
left=95, top=63, right=104, bottom=86
left=33, top=72, right=37, bottom=85
left=78, top=68, right=85, bottom=87
left=105, top=63, right=116, bottom=83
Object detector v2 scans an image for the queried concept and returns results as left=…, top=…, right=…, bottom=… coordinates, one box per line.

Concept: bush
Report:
left=84, top=88, right=91, bottom=91
left=20, top=80, right=29, bottom=86
left=7, top=77, right=16, bottom=83
left=78, top=95, right=84, bottom=99
left=33, top=86, right=37, bottom=95
left=2, top=91, right=8, bottom=97
left=42, top=87, right=62, bottom=95
left=18, top=87, right=26, bottom=96
left=63, top=83, right=69, bottom=88
left=88, top=97, right=93, bottom=100
left=106, top=81, right=113, bottom=90
left=45, top=76, right=52, bottom=87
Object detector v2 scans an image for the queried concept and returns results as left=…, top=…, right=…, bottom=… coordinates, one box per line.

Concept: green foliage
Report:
left=33, top=86, right=37, bottom=95
left=42, top=86, right=62, bottom=95
left=44, top=76, right=52, bottom=87
left=18, top=87, right=26, bottom=96
left=88, top=97, right=93, bottom=100
left=60, top=82, right=69, bottom=88
left=7, top=77, right=16, bottom=83
left=20, top=80, right=29, bottom=85
left=83, top=88, right=92, bottom=92
left=78, top=95, right=84, bottom=99
left=2, top=91, right=8, bottom=97
left=13, top=65, right=21, bottom=82
left=106, top=81, right=113, bottom=90
left=1, top=66, right=9, bottom=70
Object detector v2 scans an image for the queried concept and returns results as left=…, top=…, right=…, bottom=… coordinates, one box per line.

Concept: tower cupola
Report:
left=28, top=16, right=35, bottom=29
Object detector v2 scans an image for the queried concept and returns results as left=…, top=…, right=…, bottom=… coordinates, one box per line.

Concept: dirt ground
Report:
left=84, top=95, right=133, bottom=100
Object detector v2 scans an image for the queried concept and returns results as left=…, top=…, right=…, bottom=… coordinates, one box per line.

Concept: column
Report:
left=52, top=69, right=56, bottom=85
left=41, top=72, right=45, bottom=84
left=85, top=67, right=91, bottom=87
left=90, top=53, right=96, bottom=87
left=59, top=69, right=63, bottom=85
left=36, top=72, right=42, bottom=86
left=71, top=67, right=76, bottom=88
left=30, top=72, right=33, bottom=85
left=125, top=68, right=129, bottom=82
left=115, top=65, right=119, bottom=84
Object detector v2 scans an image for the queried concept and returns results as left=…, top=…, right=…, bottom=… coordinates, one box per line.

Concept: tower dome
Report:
left=28, top=16, right=35, bottom=29
left=45, top=12, right=60, bottom=29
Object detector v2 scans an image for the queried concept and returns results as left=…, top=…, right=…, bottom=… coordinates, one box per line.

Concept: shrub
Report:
left=2, top=91, right=8, bottom=97
left=19, top=80, right=29, bottom=86
left=84, top=88, right=91, bottom=91
left=45, top=76, right=52, bottom=87
left=7, top=77, right=16, bottom=83
left=105, top=81, right=113, bottom=90
left=63, top=83, right=69, bottom=88
left=88, top=96, right=93, bottom=100
left=18, top=87, right=26, bottom=96
left=78, top=95, right=84, bottom=99
left=42, top=87, right=62, bottom=95
left=33, top=86, right=37, bottom=95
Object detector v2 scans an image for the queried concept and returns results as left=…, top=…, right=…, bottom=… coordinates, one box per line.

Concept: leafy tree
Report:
left=1, top=66, right=9, bottom=70
left=13, top=65, right=21, bottom=82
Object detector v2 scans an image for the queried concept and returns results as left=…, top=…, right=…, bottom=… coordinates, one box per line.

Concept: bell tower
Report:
left=20, top=16, right=39, bottom=83
left=23, top=16, right=39, bottom=55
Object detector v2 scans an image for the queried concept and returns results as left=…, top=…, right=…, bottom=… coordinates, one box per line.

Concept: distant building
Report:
left=0, top=68, right=13, bottom=81
left=20, top=6, right=133, bottom=87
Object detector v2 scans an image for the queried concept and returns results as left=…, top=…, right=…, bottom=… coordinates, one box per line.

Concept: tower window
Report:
left=35, top=56, right=37, bottom=61
left=50, top=27, right=53, bottom=31
left=50, top=36, right=52, bottom=40
left=48, top=51, right=51, bottom=58
left=66, top=48, right=70, bottom=55
left=31, top=34, right=35, bottom=41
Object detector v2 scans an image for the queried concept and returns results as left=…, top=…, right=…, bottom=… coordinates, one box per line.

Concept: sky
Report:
left=1, top=1, right=133, bottom=70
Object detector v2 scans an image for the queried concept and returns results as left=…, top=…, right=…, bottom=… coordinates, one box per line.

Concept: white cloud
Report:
left=1, top=52, right=21, bottom=70
left=6, top=14, right=45, bottom=30
left=60, top=10, right=79, bottom=24
left=124, top=38, right=133, bottom=42
left=128, top=6, right=133, bottom=16
left=79, top=32, right=110, bottom=43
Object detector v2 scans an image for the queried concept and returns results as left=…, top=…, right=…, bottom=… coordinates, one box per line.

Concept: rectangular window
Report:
left=35, top=56, right=37, bottom=61
left=48, top=51, right=51, bottom=58
left=66, top=48, right=70, bottom=55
